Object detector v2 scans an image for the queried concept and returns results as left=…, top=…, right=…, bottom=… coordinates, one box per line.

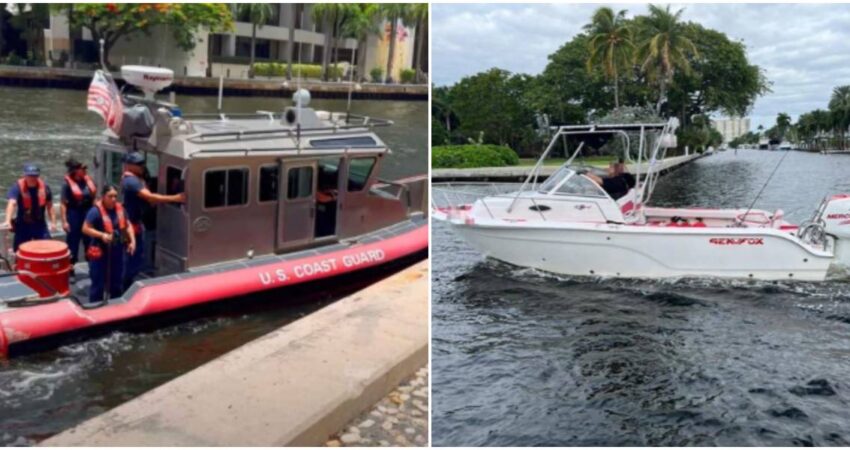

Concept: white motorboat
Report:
left=433, top=119, right=850, bottom=281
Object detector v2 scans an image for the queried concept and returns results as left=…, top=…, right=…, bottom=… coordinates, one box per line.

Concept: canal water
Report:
left=432, top=149, right=850, bottom=446
left=0, top=86, right=427, bottom=445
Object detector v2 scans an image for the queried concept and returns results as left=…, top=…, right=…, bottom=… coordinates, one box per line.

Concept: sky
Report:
left=431, top=3, right=850, bottom=130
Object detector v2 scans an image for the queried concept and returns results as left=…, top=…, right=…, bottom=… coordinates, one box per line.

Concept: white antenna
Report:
left=346, top=48, right=356, bottom=124
left=98, top=38, right=107, bottom=72
left=217, top=74, right=224, bottom=112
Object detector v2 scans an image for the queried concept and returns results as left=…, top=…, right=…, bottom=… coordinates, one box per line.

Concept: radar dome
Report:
left=292, top=88, right=311, bottom=107
left=121, top=66, right=174, bottom=99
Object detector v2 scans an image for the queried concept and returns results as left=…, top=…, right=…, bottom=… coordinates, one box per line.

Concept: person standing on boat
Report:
left=2, top=164, right=57, bottom=251
left=60, top=158, right=96, bottom=270
left=120, top=152, right=184, bottom=289
left=82, top=185, right=135, bottom=302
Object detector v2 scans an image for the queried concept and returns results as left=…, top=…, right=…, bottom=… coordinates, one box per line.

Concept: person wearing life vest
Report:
left=2, top=164, right=57, bottom=251
left=60, top=158, right=97, bottom=269
left=120, top=152, right=184, bottom=289
left=82, top=185, right=136, bottom=303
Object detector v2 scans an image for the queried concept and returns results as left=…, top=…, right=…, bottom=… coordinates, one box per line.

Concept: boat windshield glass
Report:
left=538, top=166, right=573, bottom=193
left=554, top=174, right=607, bottom=197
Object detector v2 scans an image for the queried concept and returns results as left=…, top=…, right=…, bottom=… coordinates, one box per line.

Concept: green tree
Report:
left=585, top=7, right=634, bottom=109
left=776, top=112, right=792, bottom=140
left=667, top=23, right=769, bottom=127
left=312, top=4, right=355, bottom=81
left=636, top=4, right=698, bottom=115
left=237, top=3, right=274, bottom=79
left=380, top=3, right=412, bottom=84
left=410, top=3, right=428, bottom=83
left=829, top=85, right=850, bottom=150
left=59, top=3, right=233, bottom=68
left=448, top=68, right=538, bottom=154
left=342, top=3, right=381, bottom=82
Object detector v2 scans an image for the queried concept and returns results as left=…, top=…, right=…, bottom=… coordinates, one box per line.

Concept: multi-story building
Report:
left=39, top=4, right=425, bottom=81
left=710, top=117, right=751, bottom=145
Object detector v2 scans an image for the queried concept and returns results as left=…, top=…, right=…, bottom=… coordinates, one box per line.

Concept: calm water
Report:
left=432, top=149, right=850, bottom=446
left=0, top=86, right=427, bottom=445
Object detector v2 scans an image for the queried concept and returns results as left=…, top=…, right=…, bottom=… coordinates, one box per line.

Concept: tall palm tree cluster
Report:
left=239, top=3, right=427, bottom=83
left=585, top=4, right=698, bottom=115
left=795, top=86, right=850, bottom=151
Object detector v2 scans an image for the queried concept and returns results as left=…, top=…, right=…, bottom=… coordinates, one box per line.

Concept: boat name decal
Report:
left=709, top=237, right=764, bottom=246
left=257, top=249, right=386, bottom=286
left=826, top=213, right=850, bottom=220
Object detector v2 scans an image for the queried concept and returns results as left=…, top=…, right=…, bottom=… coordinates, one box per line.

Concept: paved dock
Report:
left=42, top=260, right=429, bottom=447
left=0, top=65, right=427, bottom=100
left=432, top=153, right=704, bottom=182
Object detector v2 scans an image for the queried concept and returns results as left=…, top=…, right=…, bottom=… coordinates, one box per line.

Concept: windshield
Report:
left=538, top=166, right=573, bottom=193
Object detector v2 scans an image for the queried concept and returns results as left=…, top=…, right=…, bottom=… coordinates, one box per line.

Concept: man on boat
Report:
left=82, top=184, right=135, bottom=302
left=120, top=152, right=184, bottom=289
left=2, top=164, right=57, bottom=251
left=583, top=159, right=636, bottom=199
left=61, top=158, right=96, bottom=270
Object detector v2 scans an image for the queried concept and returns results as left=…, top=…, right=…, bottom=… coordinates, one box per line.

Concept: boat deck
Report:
left=0, top=215, right=426, bottom=313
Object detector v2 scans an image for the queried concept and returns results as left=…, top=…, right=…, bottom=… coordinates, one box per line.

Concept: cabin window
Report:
left=310, top=136, right=377, bottom=148
left=165, top=167, right=183, bottom=195
left=287, top=166, right=314, bottom=200
left=259, top=165, right=279, bottom=202
left=347, top=157, right=376, bottom=192
left=204, top=168, right=249, bottom=209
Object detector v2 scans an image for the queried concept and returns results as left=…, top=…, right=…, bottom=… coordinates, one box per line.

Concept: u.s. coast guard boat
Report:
left=0, top=66, right=428, bottom=357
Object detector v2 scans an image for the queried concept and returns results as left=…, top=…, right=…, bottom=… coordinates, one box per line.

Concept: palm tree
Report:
left=342, top=4, right=381, bottom=82
left=636, top=4, right=698, bottom=115
left=585, top=7, right=634, bottom=109
left=410, top=3, right=428, bottom=83
left=380, top=4, right=412, bottom=84
left=776, top=112, right=792, bottom=140
left=829, top=85, right=850, bottom=150
left=237, top=4, right=274, bottom=79
left=312, top=4, right=353, bottom=81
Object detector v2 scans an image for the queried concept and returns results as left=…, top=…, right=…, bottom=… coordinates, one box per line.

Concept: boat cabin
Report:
left=86, top=67, right=427, bottom=277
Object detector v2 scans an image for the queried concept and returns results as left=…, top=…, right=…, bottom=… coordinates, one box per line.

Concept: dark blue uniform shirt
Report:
left=120, top=174, right=145, bottom=224
left=61, top=179, right=95, bottom=210
left=7, top=182, right=53, bottom=225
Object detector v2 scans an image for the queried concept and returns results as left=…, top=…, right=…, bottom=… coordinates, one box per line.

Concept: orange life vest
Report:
left=65, top=174, right=96, bottom=202
left=17, top=177, right=46, bottom=212
left=95, top=200, right=128, bottom=234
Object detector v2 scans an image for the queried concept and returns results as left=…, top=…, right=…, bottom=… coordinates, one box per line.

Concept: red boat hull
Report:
left=0, top=223, right=428, bottom=357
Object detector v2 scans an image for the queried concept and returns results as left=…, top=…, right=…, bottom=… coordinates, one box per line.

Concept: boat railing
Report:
left=185, top=113, right=392, bottom=142
left=433, top=183, right=610, bottom=223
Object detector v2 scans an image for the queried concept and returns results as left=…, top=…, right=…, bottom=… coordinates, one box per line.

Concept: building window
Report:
left=236, top=37, right=271, bottom=60
left=347, top=158, right=376, bottom=192
left=259, top=165, right=279, bottom=202
left=204, top=168, right=249, bottom=209
left=287, top=166, right=314, bottom=200
left=210, top=34, right=224, bottom=57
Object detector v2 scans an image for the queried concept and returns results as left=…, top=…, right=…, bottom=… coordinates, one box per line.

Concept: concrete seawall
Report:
left=432, top=153, right=705, bottom=183
left=0, top=65, right=427, bottom=100
left=42, top=260, right=429, bottom=446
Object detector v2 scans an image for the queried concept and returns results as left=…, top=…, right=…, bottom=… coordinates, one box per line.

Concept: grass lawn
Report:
left=518, top=155, right=618, bottom=167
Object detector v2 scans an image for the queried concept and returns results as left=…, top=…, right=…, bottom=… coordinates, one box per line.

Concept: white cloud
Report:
left=432, top=3, right=850, bottom=130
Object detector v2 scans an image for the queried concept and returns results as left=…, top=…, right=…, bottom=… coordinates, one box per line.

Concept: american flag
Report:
left=87, top=70, right=124, bottom=135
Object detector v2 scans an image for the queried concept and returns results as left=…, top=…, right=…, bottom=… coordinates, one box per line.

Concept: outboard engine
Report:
left=814, top=194, right=850, bottom=267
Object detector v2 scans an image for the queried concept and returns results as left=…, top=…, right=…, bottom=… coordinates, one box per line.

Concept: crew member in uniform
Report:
left=60, top=158, right=96, bottom=269
left=120, top=152, right=184, bottom=289
left=2, top=164, right=57, bottom=251
left=82, top=185, right=135, bottom=302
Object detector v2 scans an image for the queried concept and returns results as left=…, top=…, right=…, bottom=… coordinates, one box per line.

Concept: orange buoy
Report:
left=15, top=240, right=71, bottom=298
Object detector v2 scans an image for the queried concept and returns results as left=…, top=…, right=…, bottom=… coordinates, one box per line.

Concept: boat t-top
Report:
left=0, top=66, right=428, bottom=357
left=434, top=118, right=850, bottom=281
